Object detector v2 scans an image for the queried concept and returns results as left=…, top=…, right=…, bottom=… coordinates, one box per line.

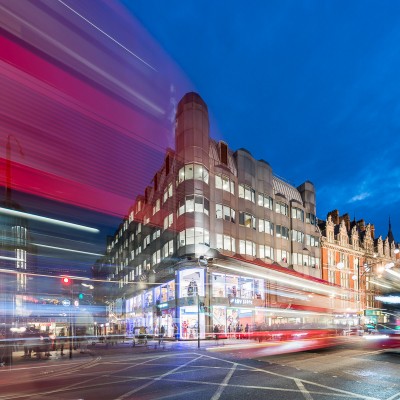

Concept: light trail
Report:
left=0, top=207, right=99, bottom=233
left=56, top=0, right=156, bottom=71
left=32, top=243, right=103, bottom=257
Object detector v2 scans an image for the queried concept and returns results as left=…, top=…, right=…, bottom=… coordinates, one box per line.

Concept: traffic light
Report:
left=61, top=277, right=72, bottom=285
left=78, top=293, right=84, bottom=300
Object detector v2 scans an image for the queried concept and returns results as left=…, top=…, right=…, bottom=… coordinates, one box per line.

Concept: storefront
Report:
left=121, top=262, right=347, bottom=339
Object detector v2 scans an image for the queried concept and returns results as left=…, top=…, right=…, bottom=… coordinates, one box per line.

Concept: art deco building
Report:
left=98, top=92, right=356, bottom=339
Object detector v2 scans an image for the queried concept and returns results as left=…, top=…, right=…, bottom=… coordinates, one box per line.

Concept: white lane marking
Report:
left=295, top=378, right=314, bottom=400
left=0, top=355, right=167, bottom=400
left=199, top=353, right=380, bottom=400
left=114, top=354, right=204, bottom=400
left=210, top=363, right=237, bottom=400
left=386, top=392, right=400, bottom=400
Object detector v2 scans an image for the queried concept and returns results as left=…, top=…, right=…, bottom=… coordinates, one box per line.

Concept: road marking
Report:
left=200, top=353, right=381, bottom=400
left=210, top=363, right=237, bottom=400
left=295, top=379, right=314, bottom=400
left=386, top=392, right=400, bottom=400
left=114, top=354, right=204, bottom=400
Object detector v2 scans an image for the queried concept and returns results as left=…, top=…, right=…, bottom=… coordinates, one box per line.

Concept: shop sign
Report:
left=229, top=298, right=253, bottom=306
left=159, top=302, right=168, bottom=309
left=364, top=309, right=381, bottom=316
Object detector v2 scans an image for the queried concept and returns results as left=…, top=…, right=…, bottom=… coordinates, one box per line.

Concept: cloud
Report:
left=348, top=192, right=371, bottom=203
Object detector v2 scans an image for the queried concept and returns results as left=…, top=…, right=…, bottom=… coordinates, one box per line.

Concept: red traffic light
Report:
left=62, top=277, right=71, bottom=284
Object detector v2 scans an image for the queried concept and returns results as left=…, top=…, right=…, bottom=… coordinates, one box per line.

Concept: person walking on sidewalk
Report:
left=213, top=325, right=219, bottom=342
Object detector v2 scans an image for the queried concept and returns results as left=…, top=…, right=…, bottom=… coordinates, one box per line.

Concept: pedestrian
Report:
left=59, top=329, right=66, bottom=356
left=173, top=324, right=178, bottom=341
left=245, top=323, right=249, bottom=339
left=159, top=325, right=165, bottom=346
left=213, top=325, right=219, bottom=341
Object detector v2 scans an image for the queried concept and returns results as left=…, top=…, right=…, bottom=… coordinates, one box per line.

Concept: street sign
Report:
left=62, top=299, right=71, bottom=307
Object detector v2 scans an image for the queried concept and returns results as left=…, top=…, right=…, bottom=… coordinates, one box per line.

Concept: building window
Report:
left=153, top=230, right=161, bottom=240
left=341, top=272, right=349, bottom=288
left=163, top=183, right=173, bottom=203
left=178, top=195, right=210, bottom=216
left=178, top=228, right=210, bottom=248
left=239, top=212, right=256, bottom=229
left=306, top=212, right=316, bottom=225
left=275, top=201, right=288, bottom=216
left=306, top=234, right=319, bottom=247
left=276, top=225, right=289, bottom=240
left=291, top=230, right=304, bottom=243
left=216, top=234, right=236, bottom=252
left=152, top=250, right=160, bottom=265
left=259, top=245, right=274, bottom=260
left=178, top=163, right=209, bottom=185
left=153, top=199, right=160, bottom=215
left=220, top=142, right=228, bottom=165
left=163, top=213, right=173, bottom=230
left=239, top=184, right=256, bottom=203
left=143, top=235, right=151, bottom=249
left=257, top=193, right=273, bottom=209
left=291, top=207, right=304, bottom=221
left=276, top=249, right=289, bottom=263
left=162, top=240, right=174, bottom=258
left=216, top=204, right=235, bottom=223
left=258, top=219, right=274, bottom=235
left=328, top=269, right=335, bottom=284
left=215, top=174, right=235, bottom=194
left=239, top=240, right=256, bottom=256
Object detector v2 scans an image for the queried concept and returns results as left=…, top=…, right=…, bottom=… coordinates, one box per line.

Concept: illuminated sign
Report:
left=364, top=310, right=382, bottom=316
left=229, top=298, right=254, bottom=306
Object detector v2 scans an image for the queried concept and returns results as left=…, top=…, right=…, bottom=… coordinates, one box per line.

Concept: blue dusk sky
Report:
left=124, top=1, right=400, bottom=241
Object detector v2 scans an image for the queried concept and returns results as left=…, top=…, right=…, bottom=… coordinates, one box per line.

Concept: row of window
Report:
left=127, top=222, right=318, bottom=261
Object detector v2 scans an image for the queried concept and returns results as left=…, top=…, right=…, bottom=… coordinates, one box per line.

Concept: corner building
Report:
left=102, top=92, right=352, bottom=339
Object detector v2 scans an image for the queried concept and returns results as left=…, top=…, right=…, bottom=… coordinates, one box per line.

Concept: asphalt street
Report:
left=0, top=338, right=399, bottom=400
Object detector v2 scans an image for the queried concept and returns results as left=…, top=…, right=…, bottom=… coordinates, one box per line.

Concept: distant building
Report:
left=318, top=210, right=398, bottom=325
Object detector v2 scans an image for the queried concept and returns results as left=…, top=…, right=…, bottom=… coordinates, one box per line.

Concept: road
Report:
left=0, top=338, right=399, bottom=400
